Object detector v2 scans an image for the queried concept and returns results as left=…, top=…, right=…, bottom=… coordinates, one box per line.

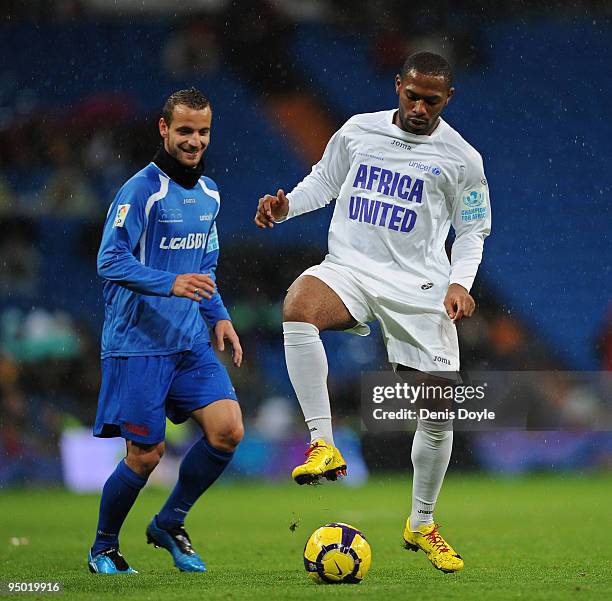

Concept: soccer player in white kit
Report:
left=255, top=52, right=490, bottom=573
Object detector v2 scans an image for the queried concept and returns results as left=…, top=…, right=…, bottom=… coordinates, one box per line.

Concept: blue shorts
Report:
left=94, top=342, right=238, bottom=444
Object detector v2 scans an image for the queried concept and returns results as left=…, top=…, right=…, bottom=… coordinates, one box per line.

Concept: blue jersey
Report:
left=97, top=162, right=230, bottom=358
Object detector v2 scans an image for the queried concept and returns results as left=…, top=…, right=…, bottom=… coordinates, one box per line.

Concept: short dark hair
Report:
left=400, top=52, right=453, bottom=87
left=162, top=87, right=211, bottom=124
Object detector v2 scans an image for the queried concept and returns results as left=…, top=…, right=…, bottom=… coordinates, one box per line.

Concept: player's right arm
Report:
left=255, top=122, right=351, bottom=228
left=97, top=178, right=215, bottom=300
left=444, top=151, right=492, bottom=321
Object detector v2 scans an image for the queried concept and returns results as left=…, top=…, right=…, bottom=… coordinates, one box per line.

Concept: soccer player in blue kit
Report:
left=88, top=88, right=243, bottom=574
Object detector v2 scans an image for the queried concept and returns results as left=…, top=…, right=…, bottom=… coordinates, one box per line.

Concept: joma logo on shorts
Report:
left=433, top=355, right=451, bottom=365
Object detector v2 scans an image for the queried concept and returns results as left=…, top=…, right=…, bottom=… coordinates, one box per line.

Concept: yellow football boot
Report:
left=403, top=520, right=464, bottom=573
left=291, top=440, right=347, bottom=485
left=324, top=445, right=348, bottom=482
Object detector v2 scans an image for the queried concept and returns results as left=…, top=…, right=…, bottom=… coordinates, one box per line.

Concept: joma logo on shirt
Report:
left=391, top=139, right=412, bottom=151
left=159, top=233, right=208, bottom=250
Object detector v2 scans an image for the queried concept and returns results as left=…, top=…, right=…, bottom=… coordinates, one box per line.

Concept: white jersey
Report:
left=284, top=109, right=491, bottom=309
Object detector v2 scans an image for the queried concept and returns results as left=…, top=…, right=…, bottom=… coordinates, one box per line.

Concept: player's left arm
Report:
left=446, top=153, right=492, bottom=322
left=199, top=222, right=242, bottom=367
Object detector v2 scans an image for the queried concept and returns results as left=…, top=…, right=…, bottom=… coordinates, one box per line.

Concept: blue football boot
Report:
left=146, top=515, right=206, bottom=572
left=88, top=548, right=138, bottom=574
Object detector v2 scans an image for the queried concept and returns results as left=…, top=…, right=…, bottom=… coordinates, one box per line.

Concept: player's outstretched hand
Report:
left=172, top=273, right=216, bottom=301
left=214, top=320, right=243, bottom=367
left=444, top=283, right=476, bottom=322
left=254, top=188, right=289, bottom=229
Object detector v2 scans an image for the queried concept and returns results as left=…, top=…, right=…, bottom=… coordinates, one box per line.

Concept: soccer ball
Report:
left=303, top=522, right=371, bottom=584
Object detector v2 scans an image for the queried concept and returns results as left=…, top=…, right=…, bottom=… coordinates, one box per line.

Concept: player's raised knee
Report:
left=282, top=291, right=315, bottom=324
left=207, top=420, right=244, bottom=452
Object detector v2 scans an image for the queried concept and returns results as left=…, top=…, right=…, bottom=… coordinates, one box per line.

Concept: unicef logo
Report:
left=463, top=191, right=484, bottom=207
left=408, top=160, right=441, bottom=176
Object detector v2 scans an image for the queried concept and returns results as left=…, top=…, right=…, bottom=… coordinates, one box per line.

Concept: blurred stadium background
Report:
left=0, top=0, right=611, bottom=492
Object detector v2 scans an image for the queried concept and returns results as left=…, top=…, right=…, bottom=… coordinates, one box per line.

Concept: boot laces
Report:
left=304, top=442, right=326, bottom=462
left=424, top=525, right=450, bottom=553
left=167, top=524, right=195, bottom=555
left=100, top=548, right=130, bottom=570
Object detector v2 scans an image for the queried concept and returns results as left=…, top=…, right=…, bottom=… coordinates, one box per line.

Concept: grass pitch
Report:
left=1, top=473, right=611, bottom=600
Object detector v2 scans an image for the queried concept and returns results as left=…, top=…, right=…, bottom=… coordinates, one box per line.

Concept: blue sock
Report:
left=91, top=459, right=147, bottom=556
left=156, top=437, right=233, bottom=529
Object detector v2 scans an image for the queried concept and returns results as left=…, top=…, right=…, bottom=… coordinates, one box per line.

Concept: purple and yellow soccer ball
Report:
left=303, top=522, right=372, bottom=584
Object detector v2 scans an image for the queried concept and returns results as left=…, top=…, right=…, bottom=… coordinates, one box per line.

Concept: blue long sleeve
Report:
left=199, top=223, right=231, bottom=327
left=97, top=176, right=177, bottom=296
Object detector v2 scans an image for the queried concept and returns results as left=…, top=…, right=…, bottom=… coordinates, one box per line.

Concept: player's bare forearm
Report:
left=444, top=283, right=476, bottom=322
left=214, top=319, right=243, bottom=367
left=254, top=189, right=289, bottom=229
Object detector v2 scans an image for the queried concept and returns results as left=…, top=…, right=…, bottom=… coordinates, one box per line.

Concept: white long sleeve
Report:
left=449, top=153, right=491, bottom=292
left=285, top=124, right=350, bottom=220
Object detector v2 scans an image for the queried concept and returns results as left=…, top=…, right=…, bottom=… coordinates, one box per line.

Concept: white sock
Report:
left=410, top=419, right=453, bottom=530
left=283, top=321, right=334, bottom=446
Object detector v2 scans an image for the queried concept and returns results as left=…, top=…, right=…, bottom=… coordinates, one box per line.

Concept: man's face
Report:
left=159, top=104, right=212, bottom=168
left=395, top=70, right=454, bottom=135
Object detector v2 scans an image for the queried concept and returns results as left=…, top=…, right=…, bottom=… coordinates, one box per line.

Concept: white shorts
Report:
left=300, top=260, right=460, bottom=373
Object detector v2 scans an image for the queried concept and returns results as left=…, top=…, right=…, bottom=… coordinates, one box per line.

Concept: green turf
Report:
left=1, top=473, right=611, bottom=600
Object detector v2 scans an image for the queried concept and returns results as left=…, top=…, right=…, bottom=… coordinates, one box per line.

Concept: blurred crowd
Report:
left=0, top=105, right=158, bottom=219
left=0, top=0, right=489, bottom=221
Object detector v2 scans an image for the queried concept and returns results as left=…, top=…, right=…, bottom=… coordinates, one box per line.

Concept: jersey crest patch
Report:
left=207, top=223, right=219, bottom=251
left=461, top=189, right=488, bottom=222
left=113, top=204, right=130, bottom=227
left=463, top=190, right=485, bottom=208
